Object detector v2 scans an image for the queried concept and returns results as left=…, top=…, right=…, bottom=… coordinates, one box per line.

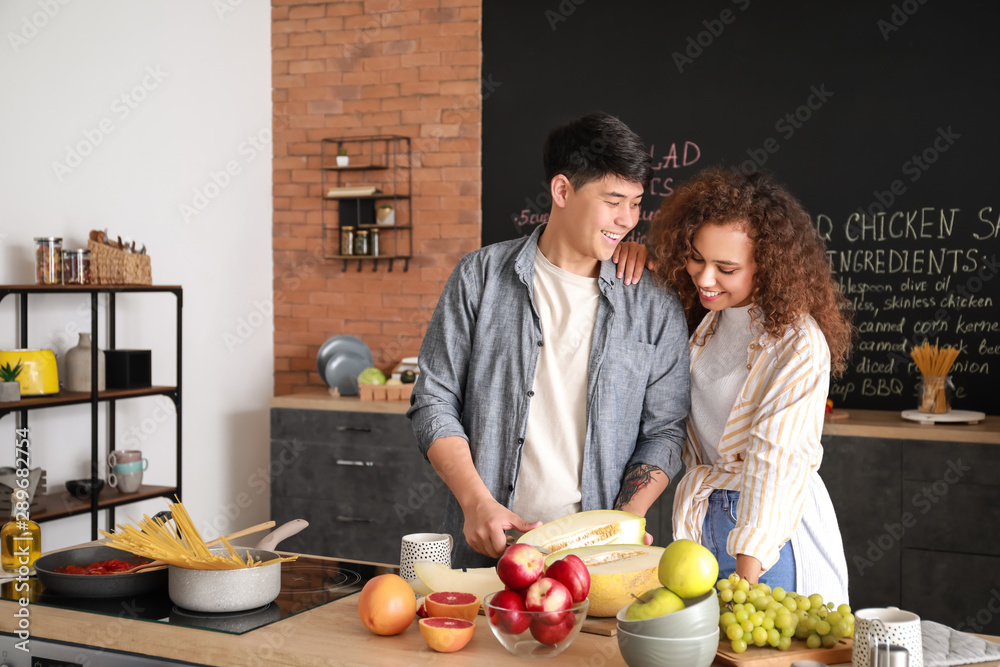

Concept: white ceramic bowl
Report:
left=616, top=590, right=720, bottom=638
left=617, top=626, right=720, bottom=667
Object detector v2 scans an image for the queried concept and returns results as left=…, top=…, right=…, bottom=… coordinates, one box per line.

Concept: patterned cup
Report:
left=399, top=532, right=453, bottom=584
left=852, top=607, right=923, bottom=667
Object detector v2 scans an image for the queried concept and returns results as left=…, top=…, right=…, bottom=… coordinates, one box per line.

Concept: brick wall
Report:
left=271, top=0, right=482, bottom=395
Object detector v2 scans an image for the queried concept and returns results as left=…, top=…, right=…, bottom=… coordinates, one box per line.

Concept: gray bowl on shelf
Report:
left=315, top=335, right=373, bottom=378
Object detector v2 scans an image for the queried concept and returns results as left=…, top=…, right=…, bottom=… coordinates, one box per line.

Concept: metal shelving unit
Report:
left=0, top=284, right=182, bottom=539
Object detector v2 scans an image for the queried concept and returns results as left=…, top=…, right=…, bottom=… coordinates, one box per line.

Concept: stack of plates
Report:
left=316, top=336, right=373, bottom=396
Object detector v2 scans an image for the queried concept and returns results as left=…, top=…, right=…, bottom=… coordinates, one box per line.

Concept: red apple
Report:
left=544, top=554, right=590, bottom=604
left=529, top=610, right=575, bottom=645
left=524, top=577, right=572, bottom=626
left=496, top=543, right=546, bottom=590
left=488, top=590, right=530, bottom=634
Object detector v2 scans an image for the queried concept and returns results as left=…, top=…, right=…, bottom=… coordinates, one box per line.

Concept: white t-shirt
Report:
left=690, top=304, right=757, bottom=463
left=510, top=249, right=600, bottom=524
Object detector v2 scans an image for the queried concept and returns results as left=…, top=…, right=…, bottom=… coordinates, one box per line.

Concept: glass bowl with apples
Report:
left=485, top=542, right=592, bottom=658
left=484, top=591, right=589, bottom=658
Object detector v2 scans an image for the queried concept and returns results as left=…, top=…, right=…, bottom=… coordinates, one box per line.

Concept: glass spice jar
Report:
left=369, top=228, right=380, bottom=257
left=354, top=229, right=370, bottom=256
left=62, top=249, right=91, bottom=285
left=340, top=227, right=355, bottom=256
left=34, top=237, right=63, bottom=284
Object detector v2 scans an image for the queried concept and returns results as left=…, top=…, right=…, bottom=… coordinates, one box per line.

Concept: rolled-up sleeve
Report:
left=626, top=295, right=690, bottom=483
left=727, top=328, right=829, bottom=570
left=407, top=255, right=482, bottom=459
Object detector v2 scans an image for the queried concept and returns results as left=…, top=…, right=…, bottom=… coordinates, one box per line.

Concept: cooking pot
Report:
left=0, top=349, right=58, bottom=395
left=168, top=518, right=308, bottom=613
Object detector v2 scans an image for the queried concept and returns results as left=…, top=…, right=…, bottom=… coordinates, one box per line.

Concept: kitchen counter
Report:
left=4, top=570, right=1000, bottom=666
left=271, top=393, right=999, bottom=444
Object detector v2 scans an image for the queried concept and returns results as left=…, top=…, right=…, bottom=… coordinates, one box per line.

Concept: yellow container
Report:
left=0, top=350, right=59, bottom=396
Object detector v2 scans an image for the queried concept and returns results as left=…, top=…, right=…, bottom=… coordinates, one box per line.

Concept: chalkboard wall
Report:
left=482, top=0, right=998, bottom=415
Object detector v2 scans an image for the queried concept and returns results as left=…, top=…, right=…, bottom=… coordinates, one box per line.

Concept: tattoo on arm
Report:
left=614, top=463, right=662, bottom=510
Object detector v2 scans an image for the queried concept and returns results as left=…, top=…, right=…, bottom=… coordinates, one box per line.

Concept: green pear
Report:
left=658, top=538, right=719, bottom=599
left=624, top=586, right=685, bottom=621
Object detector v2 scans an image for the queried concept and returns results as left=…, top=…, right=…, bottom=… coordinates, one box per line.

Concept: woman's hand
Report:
left=735, top=553, right=763, bottom=584
left=611, top=241, right=654, bottom=285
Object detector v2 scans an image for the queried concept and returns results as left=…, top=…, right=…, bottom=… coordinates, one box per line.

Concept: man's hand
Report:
left=462, top=497, right=542, bottom=559
left=611, top=241, right=654, bottom=285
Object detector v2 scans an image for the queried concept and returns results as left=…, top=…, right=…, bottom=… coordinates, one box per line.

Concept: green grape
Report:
left=728, top=573, right=741, bottom=586
left=735, top=609, right=749, bottom=623
left=767, top=628, right=780, bottom=646
left=795, top=624, right=810, bottom=640
left=717, top=578, right=732, bottom=591
left=765, top=609, right=778, bottom=620
left=719, top=588, right=734, bottom=602
left=844, top=612, right=855, bottom=625
left=806, top=633, right=822, bottom=649
left=805, top=615, right=819, bottom=631
left=827, top=611, right=843, bottom=626
left=733, top=590, right=747, bottom=604
left=778, top=636, right=792, bottom=651
left=756, top=583, right=772, bottom=595
left=815, top=620, right=832, bottom=636
left=808, top=593, right=824, bottom=610
left=767, top=600, right=784, bottom=613
left=731, top=639, right=747, bottom=654
left=816, top=606, right=829, bottom=618
left=797, top=596, right=812, bottom=611
left=838, top=604, right=852, bottom=616
left=732, top=603, right=745, bottom=615
left=726, top=623, right=744, bottom=641
left=743, top=630, right=753, bottom=644
left=781, top=625, right=796, bottom=638
left=740, top=619, right=754, bottom=633
left=750, top=611, right=765, bottom=627
left=737, top=578, right=751, bottom=593
left=762, top=617, right=775, bottom=630
left=744, top=603, right=757, bottom=615
left=775, top=612, right=793, bottom=629
left=721, top=612, right=737, bottom=627
left=831, top=621, right=848, bottom=639
left=772, top=587, right=786, bottom=602
left=752, top=627, right=768, bottom=646
left=783, top=597, right=798, bottom=611
left=821, top=633, right=838, bottom=648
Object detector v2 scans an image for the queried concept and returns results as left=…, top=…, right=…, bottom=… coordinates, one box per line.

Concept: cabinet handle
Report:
left=336, top=459, right=375, bottom=467
left=336, top=426, right=373, bottom=433
left=337, top=516, right=375, bottom=523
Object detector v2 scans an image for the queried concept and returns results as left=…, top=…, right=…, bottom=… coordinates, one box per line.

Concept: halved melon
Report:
left=516, top=510, right=645, bottom=555
left=412, top=561, right=503, bottom=603
left=544, top=544, right=664, bottom=617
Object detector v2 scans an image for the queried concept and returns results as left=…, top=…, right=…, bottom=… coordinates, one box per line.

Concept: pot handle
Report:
left=254, top=519, right=309, bottom=552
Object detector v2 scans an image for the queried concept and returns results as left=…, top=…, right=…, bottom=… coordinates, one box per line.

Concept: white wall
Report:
left=0, top=0, right=274, bottom=550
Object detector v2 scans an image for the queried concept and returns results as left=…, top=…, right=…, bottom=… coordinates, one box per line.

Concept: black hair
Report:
left=543, top=112, right=653, bottom=191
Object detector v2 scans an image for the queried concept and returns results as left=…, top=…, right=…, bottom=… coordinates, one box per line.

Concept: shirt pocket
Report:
left=604, top=340, right=656, bottom=413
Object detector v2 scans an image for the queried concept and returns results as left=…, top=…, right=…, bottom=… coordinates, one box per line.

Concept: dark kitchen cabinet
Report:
left=270, top=407, right=445, bottom=565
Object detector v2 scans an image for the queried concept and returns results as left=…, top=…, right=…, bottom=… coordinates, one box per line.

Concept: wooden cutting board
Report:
left=715, top=637, right=852, bottom=667
left=580, top=614, right=618, bottom=636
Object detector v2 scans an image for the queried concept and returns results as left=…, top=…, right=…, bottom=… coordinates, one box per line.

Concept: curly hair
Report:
left=651, top=167, right=854, bottom=376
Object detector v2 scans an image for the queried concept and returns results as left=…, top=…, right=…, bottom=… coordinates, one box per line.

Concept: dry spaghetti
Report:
left=910, top=342, right=960, bottom=413
left=100, top=499, right=296, bottom=570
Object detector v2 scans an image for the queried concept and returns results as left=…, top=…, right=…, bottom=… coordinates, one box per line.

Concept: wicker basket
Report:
left=87, top=239, right=152, bottom=285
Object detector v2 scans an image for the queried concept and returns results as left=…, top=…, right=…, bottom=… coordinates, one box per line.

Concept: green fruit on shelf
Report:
left=358, top=367, right=386, bottom=385
left=400, top=370, right=417, bottom=384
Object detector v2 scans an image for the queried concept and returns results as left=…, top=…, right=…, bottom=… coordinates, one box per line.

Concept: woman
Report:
left=616, top=167, right=853, bottom=604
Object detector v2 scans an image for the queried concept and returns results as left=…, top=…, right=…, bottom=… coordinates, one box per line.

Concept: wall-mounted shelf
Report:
left=321, top=136, right=412, bottom=272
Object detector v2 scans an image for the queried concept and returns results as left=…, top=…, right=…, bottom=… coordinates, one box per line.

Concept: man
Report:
left=407, top=112, right=690, bottom=568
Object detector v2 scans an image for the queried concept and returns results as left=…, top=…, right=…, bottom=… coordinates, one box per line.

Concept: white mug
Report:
left=852, top=607, right=923, bottom=667
left=399, top=532, right=453, bottom=584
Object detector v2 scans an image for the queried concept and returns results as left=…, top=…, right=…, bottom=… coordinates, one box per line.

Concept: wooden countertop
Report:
left=271, top=392, right=999, bottom=444
left=4, top=552, right=999, bottom=667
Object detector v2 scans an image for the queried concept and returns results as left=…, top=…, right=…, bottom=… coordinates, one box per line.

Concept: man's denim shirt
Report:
left=407, top=225, right=690, bottom=568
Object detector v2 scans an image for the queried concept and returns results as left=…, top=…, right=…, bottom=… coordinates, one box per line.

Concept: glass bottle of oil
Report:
left=1, top=490, right=41, bottom=573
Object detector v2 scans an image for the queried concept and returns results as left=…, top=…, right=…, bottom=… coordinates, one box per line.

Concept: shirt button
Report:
left=527, top=390, right=534, bottom=397
left=537, top=341, right=544, bottom=347
left=517, top=438, right=524, bottom=445
left=509, top=484, right=514, bottom=491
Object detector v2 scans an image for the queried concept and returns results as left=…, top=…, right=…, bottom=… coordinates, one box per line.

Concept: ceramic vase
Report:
left=65, top=333, right=105, bottom=392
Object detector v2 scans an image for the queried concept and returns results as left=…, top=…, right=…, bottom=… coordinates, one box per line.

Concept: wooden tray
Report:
left=715, top=637, right=852, bottom=667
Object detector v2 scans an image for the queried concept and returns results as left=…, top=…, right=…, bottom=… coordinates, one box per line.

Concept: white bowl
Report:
left=617, top=626, right=720, bottom=667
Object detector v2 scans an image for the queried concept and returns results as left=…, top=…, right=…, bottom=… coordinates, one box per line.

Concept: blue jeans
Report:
left=700, top=489, right=796, bottom=591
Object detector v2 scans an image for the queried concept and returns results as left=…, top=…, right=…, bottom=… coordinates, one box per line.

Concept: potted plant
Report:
left=376, top=204, right=395, bottom=225
left=0, top=359, right=23, bottom=402
left=336, top=148, right=349, bottom=167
